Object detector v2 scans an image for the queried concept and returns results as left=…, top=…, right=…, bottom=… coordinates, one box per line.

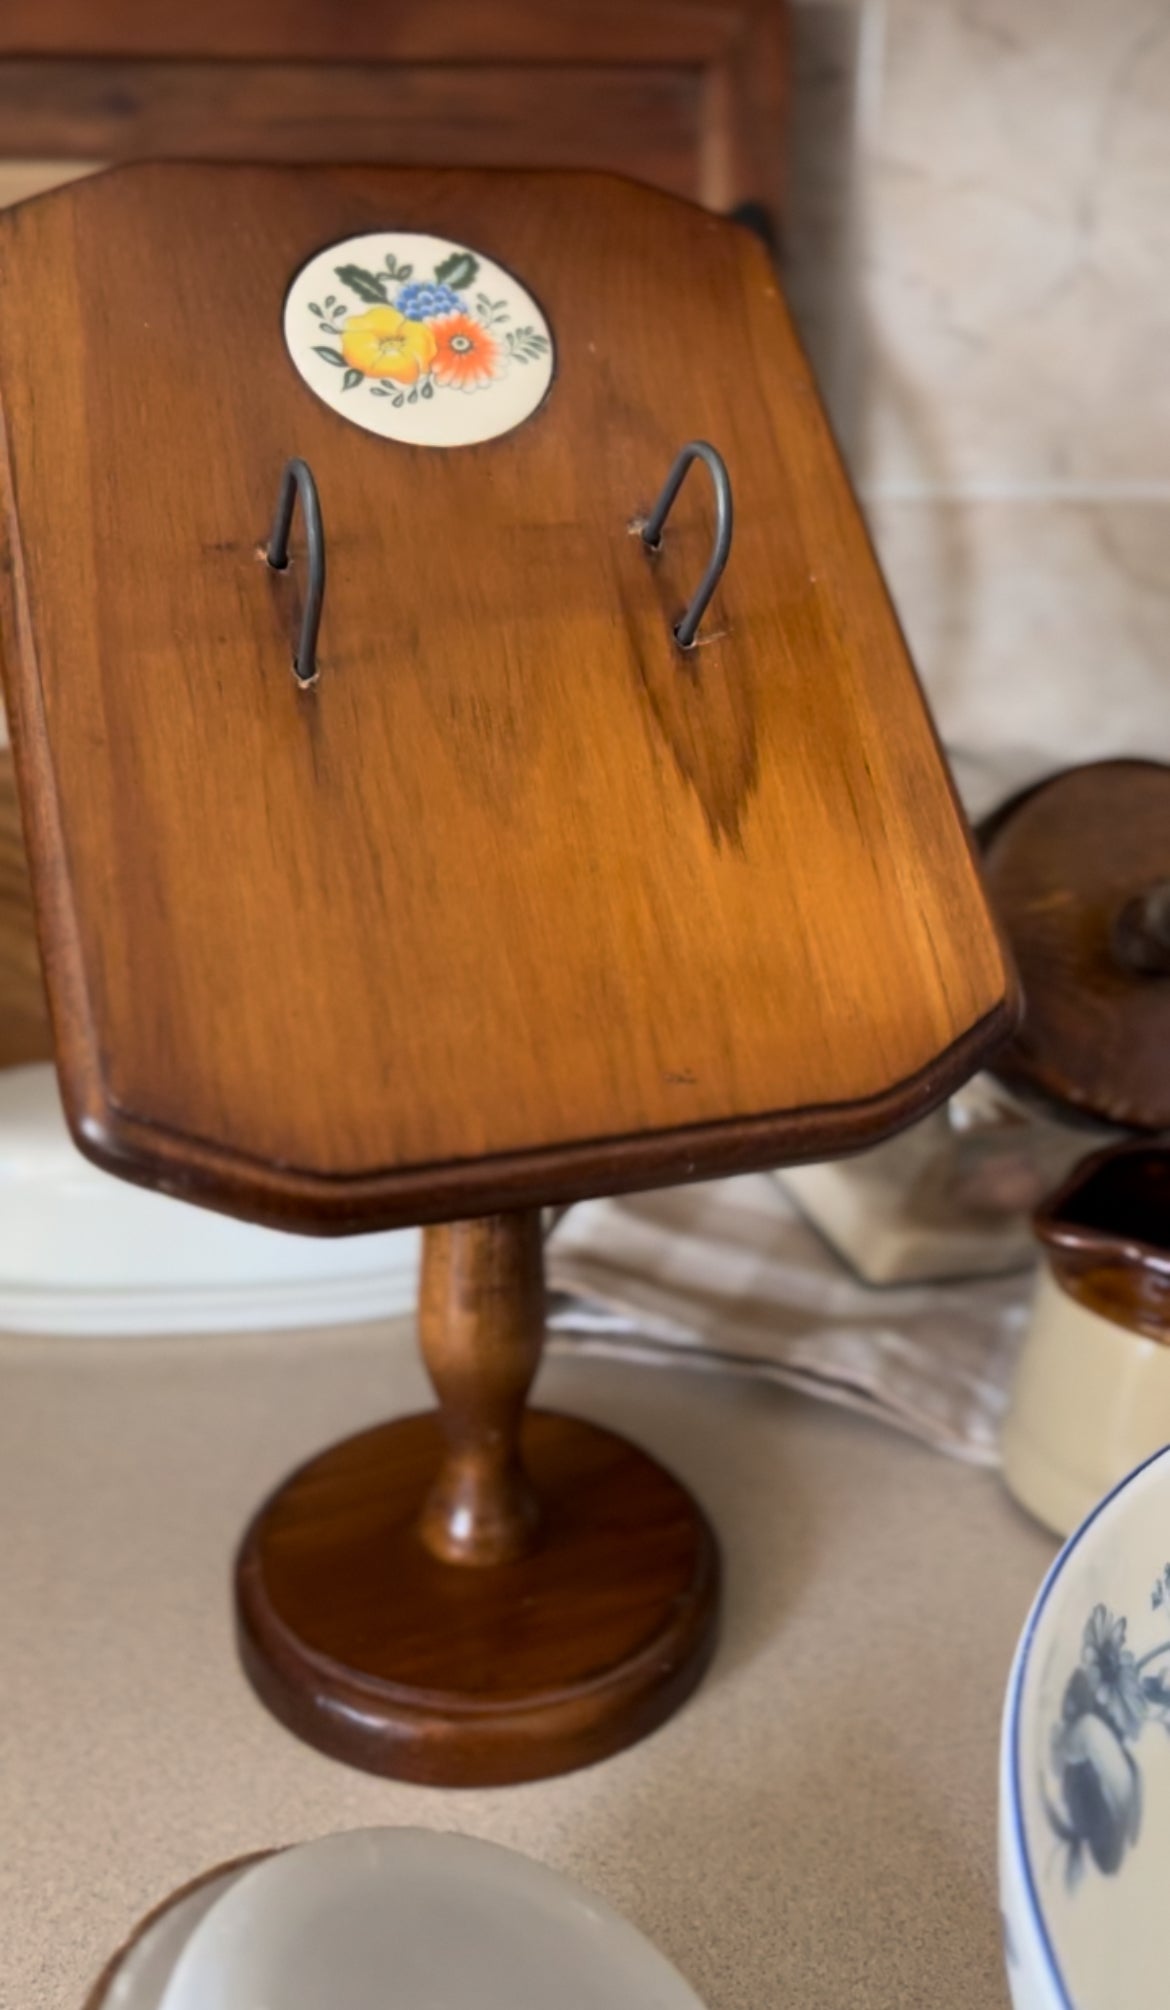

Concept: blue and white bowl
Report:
left=1000, top=1444, right=1170, bottom=2009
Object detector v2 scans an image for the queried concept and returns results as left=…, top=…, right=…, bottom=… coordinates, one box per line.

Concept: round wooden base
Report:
left=235, top=1409, right=720, bottom=1787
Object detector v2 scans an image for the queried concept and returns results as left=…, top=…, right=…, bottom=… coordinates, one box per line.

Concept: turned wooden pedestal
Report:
left=236, top=1213, right=718, bottom=1785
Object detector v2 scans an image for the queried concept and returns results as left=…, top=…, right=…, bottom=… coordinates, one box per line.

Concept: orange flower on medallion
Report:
left=430, top=312, right=504, bottom=392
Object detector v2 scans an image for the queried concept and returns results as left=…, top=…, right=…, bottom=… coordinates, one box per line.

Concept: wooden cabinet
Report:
left=0, top=2, right=790, bottom=229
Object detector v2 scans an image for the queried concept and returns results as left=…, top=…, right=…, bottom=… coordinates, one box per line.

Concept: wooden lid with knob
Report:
left=982, top=758, right=1170, bottom=1131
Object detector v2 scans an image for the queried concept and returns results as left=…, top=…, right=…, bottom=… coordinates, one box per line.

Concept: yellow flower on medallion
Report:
left=341, top=306, right=437, bottom=384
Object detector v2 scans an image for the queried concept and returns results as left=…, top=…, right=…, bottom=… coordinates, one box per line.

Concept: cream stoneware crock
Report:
left=1002, top=1145, right=1170, bottom=1537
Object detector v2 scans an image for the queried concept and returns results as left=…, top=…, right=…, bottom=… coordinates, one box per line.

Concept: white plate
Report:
left=0, top=1066, right=417, bottom=1334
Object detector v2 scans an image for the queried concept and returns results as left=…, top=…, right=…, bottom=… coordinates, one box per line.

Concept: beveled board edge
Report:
left=63, top=998, right=1014, bottom=1234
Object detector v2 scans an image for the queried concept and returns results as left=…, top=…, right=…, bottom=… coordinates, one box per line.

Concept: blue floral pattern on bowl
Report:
left=1000, top=1445, right=1170, bottom=2010
left=1044, top=1576, right=1170, bottom=1887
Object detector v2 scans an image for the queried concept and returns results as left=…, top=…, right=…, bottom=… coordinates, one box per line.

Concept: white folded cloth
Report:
left=547, top=1174, right=1034, bottom=1465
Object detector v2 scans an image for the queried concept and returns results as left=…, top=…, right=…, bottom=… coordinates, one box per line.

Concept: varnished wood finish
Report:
left=1112, top=881, right=1170, bottom=976
left=238, top=1207, right=718, bottom=1784
left=0, top=163, right=1014, bottom=1234
left=236, top=1404, right=720, bottom=1785
left=0, top=0, right=779, bottom=65
left=0, top=747, right=52, bottom=1068
left=0, top=63, right=703, bottom=201
left=418, top=1213, right=545, bottom=1566
left=0, top=0, right=790, bottom=228
left=1035, top=1143, right=1170, bottom=1346
left=982, top=760, right=1170, bottom=1131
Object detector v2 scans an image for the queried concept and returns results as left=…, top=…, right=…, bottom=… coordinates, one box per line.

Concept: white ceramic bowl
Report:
left=1000, top=1443, right=1170, bottom=2008
left=93, top=1828, right=707, bottom=2010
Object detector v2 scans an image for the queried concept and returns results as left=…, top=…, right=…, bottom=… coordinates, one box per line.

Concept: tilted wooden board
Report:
left=0, top=164, right=1014, bottom=1231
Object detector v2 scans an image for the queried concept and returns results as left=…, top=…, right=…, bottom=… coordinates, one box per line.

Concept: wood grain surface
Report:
left=982, top=759, right=1170, bottom=1131
left=0, top=163, right=1014, bottom=1233
left=418, top=1213, right=545, bottom=1566
left=0, top=0, right=790, bottom=227
left=0, top=63, right=704, bottom=202
left=0, top=0, right=777, bottom=66
left=0, top=747, right=52, bottom=1068
left=236, top=1209, right=719, bottom=1785
left=235, top=1405, right=720, bottom=1785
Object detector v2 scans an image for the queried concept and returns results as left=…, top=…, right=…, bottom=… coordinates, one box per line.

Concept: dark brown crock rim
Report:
left=1034, top=1140, right=1170, bottom=1342
left=1035, top=1141, right=1170, bottom=1274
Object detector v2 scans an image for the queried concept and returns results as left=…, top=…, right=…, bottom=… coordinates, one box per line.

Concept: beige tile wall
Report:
left=845, top=0, right=1170, bottom=816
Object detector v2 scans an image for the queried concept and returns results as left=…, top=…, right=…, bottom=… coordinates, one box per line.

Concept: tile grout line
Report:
left=859, top=479, right=1170, bottom=505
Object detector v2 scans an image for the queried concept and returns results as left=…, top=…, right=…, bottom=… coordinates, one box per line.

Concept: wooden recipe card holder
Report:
left=0, top=163, right=1015, bottom=1785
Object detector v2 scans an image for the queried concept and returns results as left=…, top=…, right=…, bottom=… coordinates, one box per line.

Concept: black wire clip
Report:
left=266, top=458, right=326, bottom=686
left=640, top=440, right=733, bottom=649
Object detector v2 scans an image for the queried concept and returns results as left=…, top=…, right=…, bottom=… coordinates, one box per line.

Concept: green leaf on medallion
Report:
left=504, top=326, right=550, bottom=364
left=312, top=346, right=348, bottom=367
left=341, top=368, right=364, bottom=391
left=434, top=251, right=479, bottom=290
left=308, top=302, right=322, bottom=318
left=335, top=263, right=391, bottom=304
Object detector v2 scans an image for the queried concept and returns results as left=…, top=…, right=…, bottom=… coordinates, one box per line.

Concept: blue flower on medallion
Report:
left=394, top=281, right=467, bottom=321
left=1044, top=1584, right=1170, bottom=1889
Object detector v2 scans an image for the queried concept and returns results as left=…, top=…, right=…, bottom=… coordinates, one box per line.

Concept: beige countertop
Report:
left=0, top=1315, right=1056, bottom=2009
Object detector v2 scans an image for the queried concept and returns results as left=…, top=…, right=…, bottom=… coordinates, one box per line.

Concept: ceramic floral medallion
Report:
left=283, top=233, right=554, bottom=448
